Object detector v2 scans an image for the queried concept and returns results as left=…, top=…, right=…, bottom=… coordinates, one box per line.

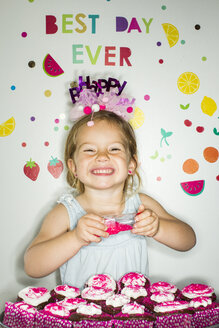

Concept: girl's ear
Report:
left=67, top=159, right=77, bottom=175
left=128, top=155, right=138, bottom=173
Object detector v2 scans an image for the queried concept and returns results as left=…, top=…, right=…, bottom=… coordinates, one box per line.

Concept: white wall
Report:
left=0, top=0, right=219, bottom=311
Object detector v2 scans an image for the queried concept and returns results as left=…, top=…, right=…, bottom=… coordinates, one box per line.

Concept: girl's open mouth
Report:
left=91, top=168, right=115, bottom=175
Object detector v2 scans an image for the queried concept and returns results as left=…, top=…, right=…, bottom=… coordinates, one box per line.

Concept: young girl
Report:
left=24, top=95, right=196, bottom=290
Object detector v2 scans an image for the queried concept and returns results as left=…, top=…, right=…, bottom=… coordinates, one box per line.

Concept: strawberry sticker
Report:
left=47, top=156, right=63, bottom=179
left=23, top=158, right=40, bottom=181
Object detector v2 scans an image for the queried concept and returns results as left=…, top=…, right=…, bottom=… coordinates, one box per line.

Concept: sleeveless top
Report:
left=57, top=192, right=149, bottom=289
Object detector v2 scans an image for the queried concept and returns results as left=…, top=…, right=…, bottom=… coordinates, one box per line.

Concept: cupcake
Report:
left=118, top=272, right=150, bottom=290
left=121, top=285, right=147, bottom=304
left=85, top=273, right=117, bottom=292
left=81, top=286, right=114, bottom=305
left=51, top=284, right=80, bottom=302
left=153, top=300, right=192, bottom=328
left=43, top=303, right=71, bottom=319
left=189, top=296, right=219, bottom=328
left=102, top=294, right=130, bottom=315
left=113, top=302, right=155, bottom=328
left=70, top=302, right=113, bottom=328
left=150, top=281, right=177, bottom=294
left=181, top=283, right=216, bottom=302
left=57, top=297, right=87, bottom=312
left=17, top=286, right=52, bottom=310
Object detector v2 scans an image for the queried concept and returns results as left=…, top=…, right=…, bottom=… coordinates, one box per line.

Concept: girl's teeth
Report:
left=93, top=169, right=113, bottom=174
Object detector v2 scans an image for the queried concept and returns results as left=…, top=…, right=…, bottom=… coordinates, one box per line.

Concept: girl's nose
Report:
left=96, top=150, right=109, bottom=161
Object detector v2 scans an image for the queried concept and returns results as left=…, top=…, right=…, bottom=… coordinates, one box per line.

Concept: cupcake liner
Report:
left=3, top=302, right=36, bottom=328
left=112, top=318, right=154, bottom=328
left=155, top=312, right=192, bottom=328
left=35, top=311, right=72, bottom=328
left=191, top=304, right=219, bottom=328
left=71, top=319, right=114, bottom=328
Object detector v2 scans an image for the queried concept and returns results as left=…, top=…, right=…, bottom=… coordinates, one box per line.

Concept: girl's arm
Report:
left=132, top=193, right=196, bottom=251
left=24, top=204, right=108, bottom=278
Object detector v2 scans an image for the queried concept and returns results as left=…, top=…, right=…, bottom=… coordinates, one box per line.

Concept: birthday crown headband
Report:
left=69, top=76, right=135, bottom=126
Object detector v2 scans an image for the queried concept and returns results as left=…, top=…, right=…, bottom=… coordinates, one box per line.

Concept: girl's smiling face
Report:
left=68, top=120, right=136, bottom=192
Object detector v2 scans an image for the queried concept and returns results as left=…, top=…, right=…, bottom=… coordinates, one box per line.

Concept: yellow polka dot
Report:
left=44, top=90, right=52, bottom=97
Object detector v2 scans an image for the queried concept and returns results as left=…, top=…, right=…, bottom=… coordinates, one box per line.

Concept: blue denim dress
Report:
left=57, top=192, right=148, bottom=289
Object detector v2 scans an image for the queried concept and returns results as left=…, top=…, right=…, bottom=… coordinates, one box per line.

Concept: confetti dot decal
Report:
left=159, top=59, right=164, bottom=64
left=44, top=90, right=52, bottom=97
left=161, top=5, right=167, bottom=10
left=181, top=40, right=186, bottom=45
left=157, top=42, right=162, bottom=46
left=196, top=126, right=204, bottom=133
left=54, top=127, right=59, bottom=131
left=64, top=125, right=69, bottom=131
left=21, top=32, right=27, bottom=38
left=202, top=56, right=207, bottom=61
left=28, top=0, right=34, bottom=2
left=216, top=175, right=219, bottom=181
left=177, top=72, right=200, bottom=94
left=21, top=142, right=27, bottom=147
left=30, top=116, right=35, bottom=121
left=44, top=141, right=49, bottom=146
left=184, top=120, right=192, bottom=127
left=144, top=95, right=150, bottom=101
left=54, top=119, right=60, bottom=124
left=28, top=61, right=35, bottom=68
left=183, top=159, right=199, bottom=174
left=157, top=176, right=162, bottom=181
left=11, top=85, right=16, bottom=91
left=203, top=147, right=219, bottom=163
left=195, top=24, right=201, bottom=30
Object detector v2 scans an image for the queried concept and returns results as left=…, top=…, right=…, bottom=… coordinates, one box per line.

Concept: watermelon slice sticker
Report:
left=43, top=54, right=64, bottom=77
left=180, top=180, right=205, bottom=196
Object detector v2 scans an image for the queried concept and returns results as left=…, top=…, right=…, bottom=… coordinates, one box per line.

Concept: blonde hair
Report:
left=65, top=110, right=141, bottom=195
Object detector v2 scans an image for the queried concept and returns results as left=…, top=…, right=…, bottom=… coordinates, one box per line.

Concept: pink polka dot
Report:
left=55, top=119, right=60, bottom=124
left=184, top=119, right=192, bottom=127
left=159, top=59, right=164, bottom=64
left=21, top=32, right=27, bottom=38
left=127, top=107, right=133, bottom=113
left=156, top=176, right=162, bottom=181
left=216, top=175, right=219, bottom=181
left=84, top=106, right=92, bottom=115
left=21, top=142, right=27, bottom=147
left=196, top=126, right=204, bottom=133
left=44, top=141, right=49, bottom=147
left=144, top=95, right=150, bottom=101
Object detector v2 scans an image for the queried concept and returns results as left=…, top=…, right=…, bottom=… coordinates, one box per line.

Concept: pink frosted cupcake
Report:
left=113, top=302, right=155, bottom=328
left=81, top=286, right=114, bottom=305
left=102, top=294, right=130, bottom=315
left=150, top=281, right=177, bottom=294
left=85, top=273, right=117, bottom=292
left=57, top=297, right=87, bottom=312
left=118, top=272, right=150, bottom=290
left=121, top=285, right=148, bottom=304
left=189, top=296, right=219, bottom=327
left=17, top=286, right=52, bottom=310
left=70, top=302, right=113, bottom=327
left=181, top=283, right=216, bottom=302
left=51, top=284, right=80, bottom=302
left=153, top=300, right=192, bottom=328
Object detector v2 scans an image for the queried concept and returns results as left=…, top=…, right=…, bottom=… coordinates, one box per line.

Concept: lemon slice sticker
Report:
left=129, top=107, right=145, bottom=130
left=0, top=117, right=15, bottom=137
left=177, top=72, right=200, bottom=94
left=162, top=23, right=179, bottom=47
left=201, top=96, right=217, bottom=116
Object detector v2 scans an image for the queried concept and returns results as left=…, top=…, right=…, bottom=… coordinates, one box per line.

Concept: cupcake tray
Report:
left=1, top=311, right=219, bottom=328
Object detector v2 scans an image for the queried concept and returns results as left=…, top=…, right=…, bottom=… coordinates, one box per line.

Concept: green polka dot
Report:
left=202, top=56, right=207, bottom=61
left=181, top=40, right=186, bottom=45
left=161, top=5, right=167, bottom=10
left=64, top=125, right=69, bottom=131
left=160, top=157, right=165, bottom=162
left=167, top=154, right=172, bottom=159
left=54, top=127, right=59, bottom=132
left=28, top=0, right=34, bottom=2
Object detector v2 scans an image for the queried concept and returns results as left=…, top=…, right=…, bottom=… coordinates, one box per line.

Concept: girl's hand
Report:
left=132, top=204, right=159, bottom=237
left=74, top=214, right=109, bottom=246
